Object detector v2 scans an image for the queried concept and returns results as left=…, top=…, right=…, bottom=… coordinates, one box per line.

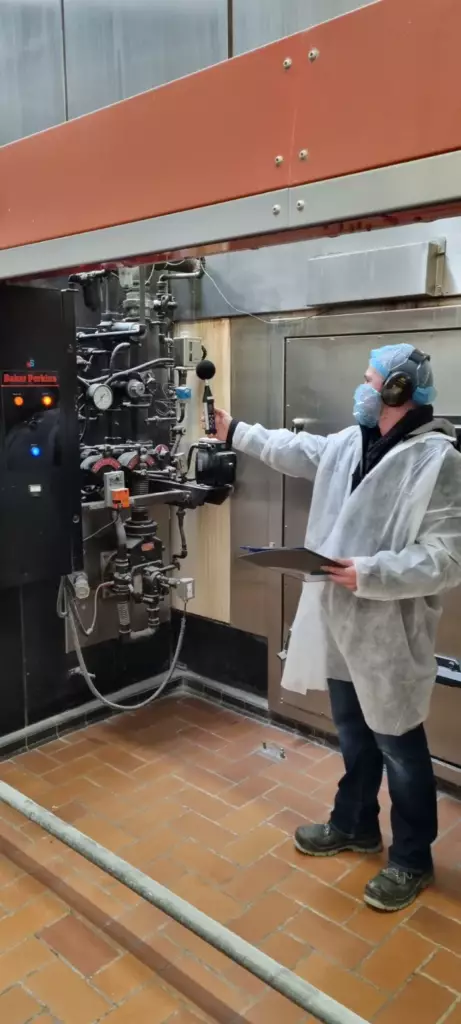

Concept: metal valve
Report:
left=126, top=379, right=146, bottom=400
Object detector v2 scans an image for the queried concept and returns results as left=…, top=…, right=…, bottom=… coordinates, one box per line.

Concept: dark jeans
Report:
left=328, top=679, right=437, bottom=874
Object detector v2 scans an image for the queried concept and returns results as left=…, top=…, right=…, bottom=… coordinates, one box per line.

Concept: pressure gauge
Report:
left=87, top=382, right=114, bottom=411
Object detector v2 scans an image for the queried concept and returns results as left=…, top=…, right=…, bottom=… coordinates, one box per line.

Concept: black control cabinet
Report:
left=0, top=284, right=82, bottom=588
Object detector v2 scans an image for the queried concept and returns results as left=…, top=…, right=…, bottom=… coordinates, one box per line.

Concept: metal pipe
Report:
left=138, top=265, right=146, bottom=325
left=0, top=780, right=367, bottom=1024
left=77, top=325, right=146, bottom=342
left=158, top=259, right=204, bottom=283
left=84, top=490, right=188, bottom=512
left=125, top=625, right=158, bottom=642
left=90, top=357, right=174, bottom=385
left=158, top=271, right=203, bottom=281
left=109, top=341, right=131, bottom=371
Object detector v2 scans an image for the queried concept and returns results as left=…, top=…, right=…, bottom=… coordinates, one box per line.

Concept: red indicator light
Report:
left=13, top=395, right=24, bottom=407
left=41, top=394, right=53, bottom=408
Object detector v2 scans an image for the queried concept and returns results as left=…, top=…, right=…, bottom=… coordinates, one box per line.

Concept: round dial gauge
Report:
left=88, top=383, right=113, bottom=411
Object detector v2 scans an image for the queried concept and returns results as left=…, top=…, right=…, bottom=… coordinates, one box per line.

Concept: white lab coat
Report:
left=233, top=418, right=461, bottom=735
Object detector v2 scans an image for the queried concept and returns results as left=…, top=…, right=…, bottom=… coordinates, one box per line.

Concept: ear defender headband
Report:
left=380, top=349, right=430, bottom=408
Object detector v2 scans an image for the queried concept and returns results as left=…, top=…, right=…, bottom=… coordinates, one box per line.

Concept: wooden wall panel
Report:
left=172, top=319, right=231, bottom=623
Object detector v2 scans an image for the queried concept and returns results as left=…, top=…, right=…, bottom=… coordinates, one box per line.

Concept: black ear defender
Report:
left=381, top=349, right=430, bottom=408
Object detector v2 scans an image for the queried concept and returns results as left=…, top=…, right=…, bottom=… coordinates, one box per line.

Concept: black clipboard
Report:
left=239, top=546, right=341, bottom=581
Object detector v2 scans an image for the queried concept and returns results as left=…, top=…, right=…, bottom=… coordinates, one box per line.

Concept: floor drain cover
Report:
left=259, top=741, right=286, bottom=762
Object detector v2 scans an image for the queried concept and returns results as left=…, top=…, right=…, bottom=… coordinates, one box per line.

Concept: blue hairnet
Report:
left=369, top=343, right=436, bottom=405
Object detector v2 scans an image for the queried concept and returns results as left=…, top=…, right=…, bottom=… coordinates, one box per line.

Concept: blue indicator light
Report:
left=30, top=445, right=41, bottom=458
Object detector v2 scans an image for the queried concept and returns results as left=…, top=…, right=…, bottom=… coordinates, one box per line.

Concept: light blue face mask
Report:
left=353, top=383, right=382, bottom=428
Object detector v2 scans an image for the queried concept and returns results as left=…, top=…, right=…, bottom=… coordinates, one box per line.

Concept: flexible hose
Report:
left=67, top=581, right=112, bottom=636
left=57, top=578, right=111, bottom=637
left=58, top=577, right=186, bottom=711
left=68, top=606, right=186, bottom=711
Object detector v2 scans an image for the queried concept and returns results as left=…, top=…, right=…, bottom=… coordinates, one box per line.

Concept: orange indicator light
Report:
left=13, top=395, right=24, bottom=407
left=41, top=394, right=53, bottom=407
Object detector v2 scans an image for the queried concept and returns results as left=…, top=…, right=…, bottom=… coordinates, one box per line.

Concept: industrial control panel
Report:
left=0, top=284, right=82, bottom=588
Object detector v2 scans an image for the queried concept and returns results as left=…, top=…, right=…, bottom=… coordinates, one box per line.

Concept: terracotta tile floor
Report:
left=0, top=695, right=459, bottom=1023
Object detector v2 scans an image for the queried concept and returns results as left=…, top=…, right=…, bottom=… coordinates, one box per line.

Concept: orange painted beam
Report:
left=1, top=0, right=461, bottom=252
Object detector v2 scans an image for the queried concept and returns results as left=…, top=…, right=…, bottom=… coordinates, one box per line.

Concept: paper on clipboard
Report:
left=239, top=546, right=341, bottom=581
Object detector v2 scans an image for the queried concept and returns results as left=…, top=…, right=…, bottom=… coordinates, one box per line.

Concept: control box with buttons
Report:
left=0, top=284, right=82, bottom=588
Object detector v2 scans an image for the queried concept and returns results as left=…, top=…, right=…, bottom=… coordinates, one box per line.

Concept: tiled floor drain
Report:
left=259, top=741, right=286, bottom=761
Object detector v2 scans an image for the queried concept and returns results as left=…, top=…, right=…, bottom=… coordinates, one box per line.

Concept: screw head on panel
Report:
left=283, top=58, right=292, bottom=69
left=308, top=48, right=319, bottom=62
left=274, top=155, right=284, bottom=166
left=298, top=149, right=308, bottom=161
left=296, top=199, right=305, bottom=211
left=272, top=204, right=281, bottom=215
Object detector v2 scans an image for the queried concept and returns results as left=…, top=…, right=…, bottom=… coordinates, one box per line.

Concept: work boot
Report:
left=364, top=866, right=434, bottom=912
left=294, top=822, right=383, bottom=857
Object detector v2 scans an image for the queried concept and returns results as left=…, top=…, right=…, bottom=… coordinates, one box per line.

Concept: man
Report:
left=214, top=343, right=461, bottom=912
